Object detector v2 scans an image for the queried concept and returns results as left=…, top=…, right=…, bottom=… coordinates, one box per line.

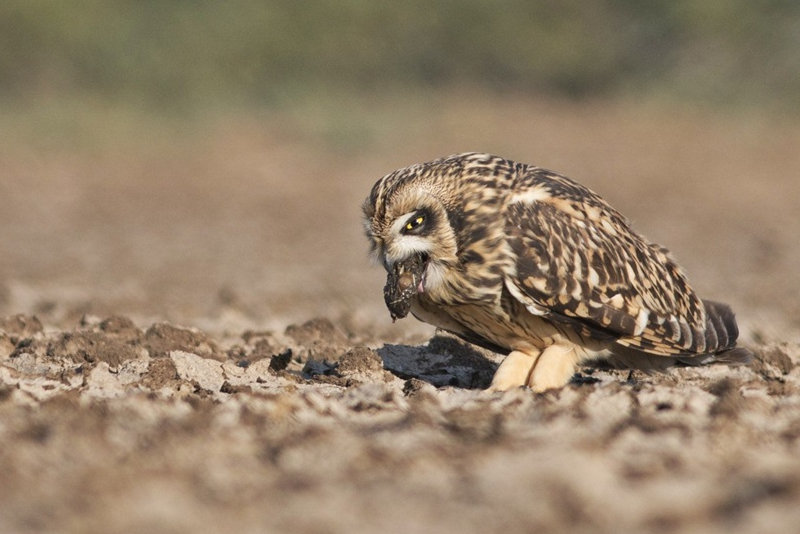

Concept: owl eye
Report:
left=403, top=214, right=425, bottom=234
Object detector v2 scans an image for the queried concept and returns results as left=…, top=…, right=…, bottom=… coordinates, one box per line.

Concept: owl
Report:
left=363, top=153, right=750, bottom=392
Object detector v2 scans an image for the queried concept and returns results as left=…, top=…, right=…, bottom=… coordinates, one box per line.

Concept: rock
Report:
left=170, top=350, right=225, bottom=393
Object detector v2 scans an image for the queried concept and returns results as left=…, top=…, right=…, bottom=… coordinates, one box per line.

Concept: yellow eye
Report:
left=405, top=215, right=424, bottom=232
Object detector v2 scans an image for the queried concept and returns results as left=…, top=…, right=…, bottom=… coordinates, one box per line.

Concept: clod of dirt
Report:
left=299, top=347, right=391, bottom=386
left=269, top=349, right=292, bottom=372
left=285, top=317, right=348, bottom=346
left=141, top=357, right=180, bottom=390
left=0, top=314, right=44, bottom=338
left=285, top=318, right=348, bottom=362
left=337, top=346, right=384, bottom=375
left=402, top=378, right=432, bottom=396
left=47, top=331, right=142, bottom=367
left=99, top=315, right=143, bottom=342
left=143, top=323, right=219, bottom=360
left=336, top=346, right=392, bottom=383
left=751, top=344, right=795, bottom=379
left=220, top=381, right=252, bottom=394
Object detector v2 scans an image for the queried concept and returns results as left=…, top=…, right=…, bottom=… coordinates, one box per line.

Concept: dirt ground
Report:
left=1, top=96, right=799, bottom=533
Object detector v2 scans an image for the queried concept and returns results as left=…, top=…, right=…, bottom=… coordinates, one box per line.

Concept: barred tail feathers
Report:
left=702, top=299, right=738, bottom=352
left=699, top=299, right=751, bottom=364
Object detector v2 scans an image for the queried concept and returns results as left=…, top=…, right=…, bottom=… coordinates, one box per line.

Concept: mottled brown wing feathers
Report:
left=505, top=169, right=718, bottom=357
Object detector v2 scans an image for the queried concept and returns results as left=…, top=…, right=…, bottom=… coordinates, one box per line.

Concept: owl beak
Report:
left=383, top=252, right=429, bottom=321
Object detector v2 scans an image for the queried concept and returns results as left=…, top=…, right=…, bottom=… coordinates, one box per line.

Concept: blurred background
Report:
left=0, top=1, right=798, bottom=339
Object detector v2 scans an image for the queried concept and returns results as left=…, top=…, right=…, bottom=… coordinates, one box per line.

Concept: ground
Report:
left=1, top=96, right=799, bottom=533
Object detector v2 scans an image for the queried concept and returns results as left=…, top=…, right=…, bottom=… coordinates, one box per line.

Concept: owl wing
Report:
left=503, top=169, right=714, bottom=357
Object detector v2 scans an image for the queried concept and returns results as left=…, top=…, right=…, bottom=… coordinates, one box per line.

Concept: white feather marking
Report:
left=422, top=261, right=446, bottom=292
left=509, top=185, right=551, bottom=205
left=601, top=218, right=617, bottom=235
left=608, top=294, right=624, bottom=308
left=585, top=205, right=601, bottom=221
left=571, top=285, right=582, bottom=300
left=385, top=236, right=433, bottom=266
left=625, top=263, right=636, bottom=281
left=531, top=277, right=549, bottom=293
left=573, top=251, right=583, bottom=278
left=526, top=304, right=546, bottom=316
left=634, top=308, right=650, bottom=336
left=504, top=279, right=549, bottom=316
left=587, top=267, right=600, bottom=286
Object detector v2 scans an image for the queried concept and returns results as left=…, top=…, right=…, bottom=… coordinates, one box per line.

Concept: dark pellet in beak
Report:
left=383, top=253, right=427, bottom=321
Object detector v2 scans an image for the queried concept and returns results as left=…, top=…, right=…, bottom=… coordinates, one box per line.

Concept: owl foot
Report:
left=527, top=343, right=580, bottom=392
left=488, top=344, right=579, bottom=393
left=488, top=349, right=540, bottom=392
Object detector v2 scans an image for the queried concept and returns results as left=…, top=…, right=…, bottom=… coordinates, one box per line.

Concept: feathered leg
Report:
left=527, top=343, right=580, bottom=392
left=488, top=349, right=541, bottom=392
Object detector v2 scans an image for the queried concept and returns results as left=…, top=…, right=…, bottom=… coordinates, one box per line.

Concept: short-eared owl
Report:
left=363, top=153, right=750, bottom=392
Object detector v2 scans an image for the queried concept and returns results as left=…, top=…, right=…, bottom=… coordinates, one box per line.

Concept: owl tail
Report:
left=702, top=299, right=739, bottom=351
left=694, top=299, right=752, bottom=364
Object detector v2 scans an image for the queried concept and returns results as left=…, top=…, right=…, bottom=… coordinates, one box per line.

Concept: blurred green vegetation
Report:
left=0, top=0, right=797, bottom=115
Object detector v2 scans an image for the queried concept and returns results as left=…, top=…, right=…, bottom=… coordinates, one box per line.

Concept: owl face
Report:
left=363, top=169, right=460, bottom=302
left=377, top=204, right=437, bottom=269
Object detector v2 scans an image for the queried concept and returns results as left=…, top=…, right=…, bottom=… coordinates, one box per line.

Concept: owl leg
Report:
left=488, top=349, right=542, bottom=392
left=526, top=343, right=580, bottom=392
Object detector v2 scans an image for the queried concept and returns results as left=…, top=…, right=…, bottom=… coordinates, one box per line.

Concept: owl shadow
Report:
left=377, top=333, right=501, bottom=389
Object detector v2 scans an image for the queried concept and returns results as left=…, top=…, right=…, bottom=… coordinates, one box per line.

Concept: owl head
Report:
left=362, top=159, right=463, bottom=299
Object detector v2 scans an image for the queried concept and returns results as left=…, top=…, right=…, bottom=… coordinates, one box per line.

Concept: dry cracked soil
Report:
left=1, top=98, right=800, bottom=533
